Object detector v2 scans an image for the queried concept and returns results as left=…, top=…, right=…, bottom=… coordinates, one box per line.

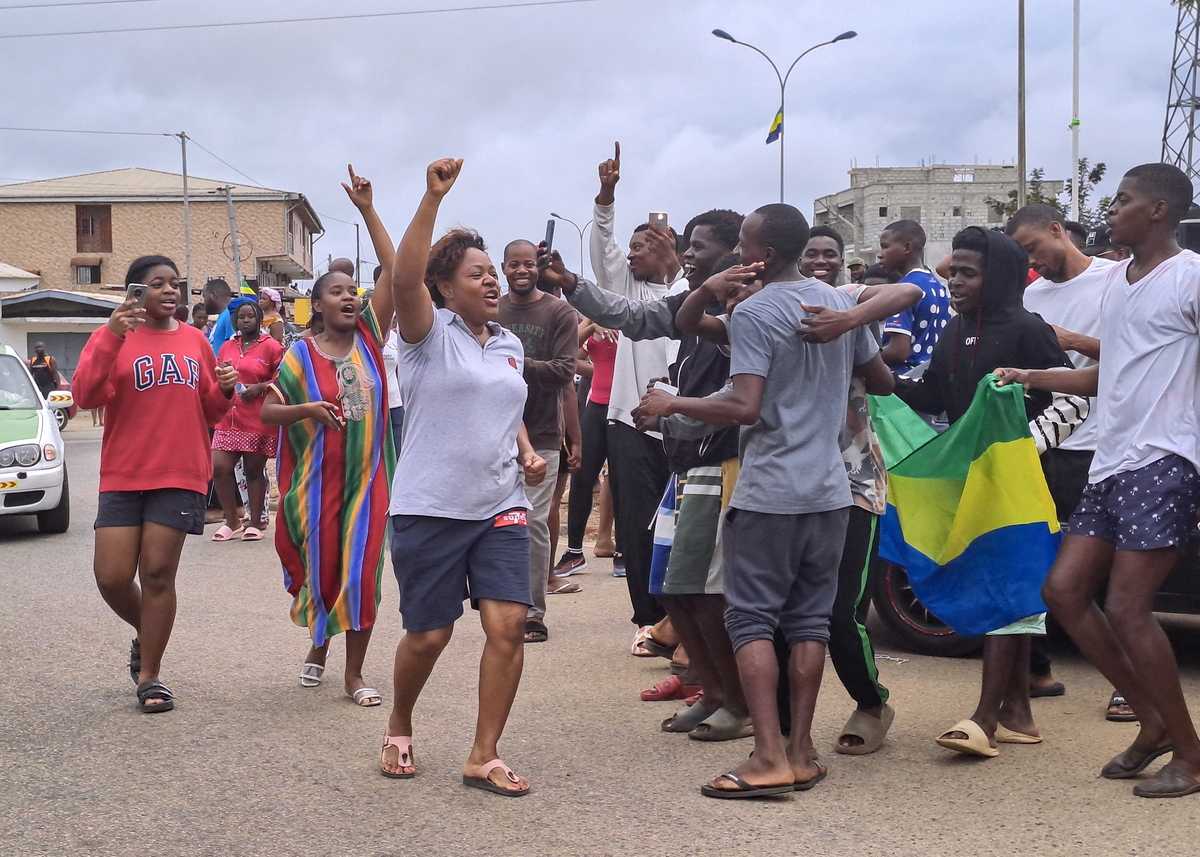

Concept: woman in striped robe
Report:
left=261, top=166, right=396, bottom=706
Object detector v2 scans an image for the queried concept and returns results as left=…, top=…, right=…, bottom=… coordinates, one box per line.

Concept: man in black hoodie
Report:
left=896, top=226, right=1087, bottom=758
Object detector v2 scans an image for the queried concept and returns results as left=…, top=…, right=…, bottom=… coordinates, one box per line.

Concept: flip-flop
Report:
left=995, top=724, right=1043, bottom=744
left=351, top=687, right=382, bottom=707
left=1106, top=691, right=1139, bottom=722
left=1030, top=682, right=1066, bottom=698
left=700, top=772, right=793, bottom=800
left=463, top=759, right=529, bottom=797
left=524, top=620, right=548, bottom=644
left=136, top=680, right=175, bottom=713
left=794, top=764, right=828, bottom=791
left=1132, top=765, right=1200, bottom=798
left=241, top=527, right=263, bottom=542
left=936, top=719, right=999, bottom=758
left=211, top=525, right=244, bottom=542
left=640, top=675, right=702, bottom=703
left=688, top=707, right=755, bottom=742
left=299, top=662, right=325, bottom=687
left=380, top=736, right=415, bottom=779
left=641, top=638, right=678, bottom=660
left=662, top=702, right=717, bottom=733
left=128, top=638, right=141, bottom=684
left=546, top=581, right=582, bottom=595
left=1101, top=743, right=1174, bottom=779
left=836, top=704, right=896, bottom=755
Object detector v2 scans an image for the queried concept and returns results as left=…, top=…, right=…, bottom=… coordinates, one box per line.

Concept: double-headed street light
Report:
left=712, top=28, right=857, bottom=203
left=550, top=212, right=592, bottom=275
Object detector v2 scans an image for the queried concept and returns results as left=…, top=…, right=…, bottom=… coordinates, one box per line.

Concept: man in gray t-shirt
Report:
left=633, top=204, right=892, bottom=799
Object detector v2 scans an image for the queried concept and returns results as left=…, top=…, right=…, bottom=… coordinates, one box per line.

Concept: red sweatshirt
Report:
left=74, top=324, right=233, bottom=494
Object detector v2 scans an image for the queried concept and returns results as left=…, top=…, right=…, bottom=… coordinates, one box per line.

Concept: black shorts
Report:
left=95, top=488, right=207, bottom=535
left=390, top=509, right=532, bottom=632
left=1040, top=448, right=1094, bottom=524
left=1068, top=454, right=1200, bottom=551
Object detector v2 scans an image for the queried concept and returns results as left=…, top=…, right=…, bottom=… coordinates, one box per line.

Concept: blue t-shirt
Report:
left=882, top=269, right=949, bottom=371
left=207, top=308, right=234, bottom=354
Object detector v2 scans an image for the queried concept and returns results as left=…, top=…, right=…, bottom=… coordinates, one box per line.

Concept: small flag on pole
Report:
left=766, top=106, right=783, bottom=144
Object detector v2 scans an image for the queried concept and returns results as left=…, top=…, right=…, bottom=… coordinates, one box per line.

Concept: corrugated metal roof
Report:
left=0, top=167, right=289, bottom=199
left=0, top=262, right=39, bottom=279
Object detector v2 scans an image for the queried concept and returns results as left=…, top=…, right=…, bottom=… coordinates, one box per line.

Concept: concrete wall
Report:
left=0, top=198, right=315, bottom=293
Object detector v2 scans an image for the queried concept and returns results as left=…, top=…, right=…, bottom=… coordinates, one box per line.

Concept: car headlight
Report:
left=0, top=444, right=41, bottom=468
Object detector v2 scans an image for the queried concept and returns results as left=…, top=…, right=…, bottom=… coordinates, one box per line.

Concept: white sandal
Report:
left=299, top=662, right=325, bottom=687
left=352, top=687, right=382, bottom=707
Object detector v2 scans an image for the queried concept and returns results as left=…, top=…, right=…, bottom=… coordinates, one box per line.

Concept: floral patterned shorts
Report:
left=1068, top=454, right=1200, bottom=550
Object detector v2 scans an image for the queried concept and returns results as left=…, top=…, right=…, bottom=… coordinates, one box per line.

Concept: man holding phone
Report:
left=588, top=142, right=681, bottom=654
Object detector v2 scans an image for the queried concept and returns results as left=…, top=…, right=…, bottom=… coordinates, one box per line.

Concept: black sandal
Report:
left=136, top=680, right=175, bottom=713
left=1107, top=691, right=1139, bottom=722
left=128, top=639, right=141, bottom=683
left=524, top=620, right=548, bottom=644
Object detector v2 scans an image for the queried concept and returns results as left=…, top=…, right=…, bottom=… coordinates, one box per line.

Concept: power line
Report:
left=0, top=0, right=173, bottom=11
left=0, top=0, right=599, bottom=39
left=0, top=125, right=169, bottom=137
left=186, top=136, right=266, bottom=189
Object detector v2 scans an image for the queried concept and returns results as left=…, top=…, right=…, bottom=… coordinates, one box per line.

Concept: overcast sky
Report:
left=0, top=0, right=1183, bottom=279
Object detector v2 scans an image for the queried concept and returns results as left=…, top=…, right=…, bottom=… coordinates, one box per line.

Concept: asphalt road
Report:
left=3, top=422, right=1200, bottom=857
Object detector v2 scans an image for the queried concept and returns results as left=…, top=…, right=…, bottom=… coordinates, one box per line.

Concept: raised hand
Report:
left=596, top=141, right=621, bottom=205
left=642, top=226, right=678, bottom=273
left=341, top=164, right=373, bottom=210
left=107, top=298, right=146, bottom=338
left=536, top=245, right=578, bottom=293
left=427, top=158, right=463, bottom=198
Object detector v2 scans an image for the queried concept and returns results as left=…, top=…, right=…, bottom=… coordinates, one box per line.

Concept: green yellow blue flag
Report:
left=872, top=375, right=1059, bottom=637
left=766, top=106, right=783, bottom=144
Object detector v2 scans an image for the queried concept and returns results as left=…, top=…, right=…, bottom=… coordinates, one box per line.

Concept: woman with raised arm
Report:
left=260, top=165, right=397, bottom=707
left=377, top=159, right=545, bottom=797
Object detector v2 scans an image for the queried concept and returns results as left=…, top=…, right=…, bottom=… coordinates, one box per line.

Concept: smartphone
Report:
left=648, top=212, right=669, bottom=233
left=125, top=284, right=148, bottom=308
left=652, top=380, right=678, bottom=395
left=544, top=218, right=556, bottom=255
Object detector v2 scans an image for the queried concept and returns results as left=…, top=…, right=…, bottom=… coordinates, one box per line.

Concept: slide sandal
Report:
left=211, top=525, right=244, bottom=542
left=836, top=704, right=896, bottom=755
left=299, top=662, right=325, bottom=687
left=936, top=719, right=999, bottom=758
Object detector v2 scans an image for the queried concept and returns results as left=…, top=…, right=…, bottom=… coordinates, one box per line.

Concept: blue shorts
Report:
left=1068, top=454, right=1200, bottom=551
left=390, top=509, right=531, bottom=632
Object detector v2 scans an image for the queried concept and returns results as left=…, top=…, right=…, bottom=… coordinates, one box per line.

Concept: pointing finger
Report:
left=614, top=141, right=620, bottom=163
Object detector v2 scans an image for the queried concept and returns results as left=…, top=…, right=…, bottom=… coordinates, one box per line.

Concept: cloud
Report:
left=0, top=0, right=1182, bottom=276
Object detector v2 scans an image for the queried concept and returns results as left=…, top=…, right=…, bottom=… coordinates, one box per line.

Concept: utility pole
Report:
left=220, top=186, right=244, bottom=292
left=177, top=131, right=192, bottom=305
left=1070, top=0, right=1081, bottom=220
left=1017, top=0, right=1028, bottom=208
left=355, top=222, right=361, bottom=289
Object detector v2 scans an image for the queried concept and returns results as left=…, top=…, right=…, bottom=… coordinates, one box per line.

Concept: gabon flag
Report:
left=765, top=106, right=783, bottom=144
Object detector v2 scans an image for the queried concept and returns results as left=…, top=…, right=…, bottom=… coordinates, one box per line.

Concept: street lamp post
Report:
left=550, top=212, right=592, bottom=275
left=713, top=28, right=857, bottom=203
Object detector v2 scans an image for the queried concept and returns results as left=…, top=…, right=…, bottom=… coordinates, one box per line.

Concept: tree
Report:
left=1063, top=158, right=1109, bottom=227
left=984, top=167, right=1063, bottom=221
left=984, top=160, right=1108, bottom=227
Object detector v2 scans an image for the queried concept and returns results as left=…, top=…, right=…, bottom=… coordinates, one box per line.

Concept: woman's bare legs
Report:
left=211, top=449, right=242, bottom=529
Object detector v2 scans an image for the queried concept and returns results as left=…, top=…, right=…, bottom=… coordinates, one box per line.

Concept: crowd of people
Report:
left=69, top=149, right=1200, bottom=801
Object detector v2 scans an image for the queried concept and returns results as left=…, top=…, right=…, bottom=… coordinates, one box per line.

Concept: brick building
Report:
left=813, top=164, right=1065, bottom=269
left=0, top=167, right=323, bottom=294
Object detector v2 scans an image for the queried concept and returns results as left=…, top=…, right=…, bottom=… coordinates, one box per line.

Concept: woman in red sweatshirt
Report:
left=74, top=255, right=236, bottom=713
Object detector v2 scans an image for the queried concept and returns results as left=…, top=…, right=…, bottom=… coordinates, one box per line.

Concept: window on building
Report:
left=953, top=206, right=963, bottom=217
left=286, top=214, right=295, bottom=255
left=878, top=206, right=888, bottom=218
left=75, top=264, right=101, bottom=285
left=75, top=205, right=112, bottom=253
left=900, top=206, right=922, bottom=222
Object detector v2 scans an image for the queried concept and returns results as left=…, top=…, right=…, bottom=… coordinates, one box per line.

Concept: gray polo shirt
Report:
left=728, top=279, right=878, bottom=515
left=389, top=307, right=530, bottom=520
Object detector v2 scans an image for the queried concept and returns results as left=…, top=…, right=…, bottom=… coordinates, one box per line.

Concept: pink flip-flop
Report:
left=380, top=736, right=415, bottom=779
left=241, top=527, right=264, bottom=542
left=463, top=759, right=529, bottom=797
left=211, top=525, right=244, bottom=542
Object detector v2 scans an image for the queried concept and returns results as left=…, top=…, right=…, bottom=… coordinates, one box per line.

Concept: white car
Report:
left=0, top=345, right=71, bottom=533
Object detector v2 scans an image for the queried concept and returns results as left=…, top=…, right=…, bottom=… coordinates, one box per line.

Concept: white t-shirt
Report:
left=1022, top=257, right=1114, bottom=452
left=1089, top=251, right=1200, bottom=483
left=381, top=327, right=403, bottom=409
